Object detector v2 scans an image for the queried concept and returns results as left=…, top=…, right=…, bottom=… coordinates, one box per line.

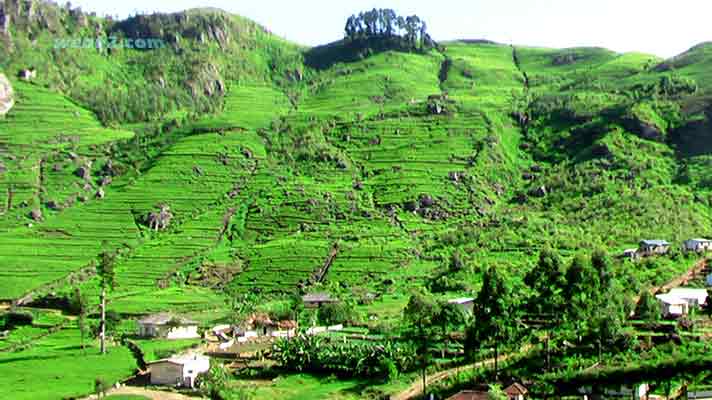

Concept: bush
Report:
left=272, top=335, right=416, bottom=379
left=317, top=302, right=354, bottom=326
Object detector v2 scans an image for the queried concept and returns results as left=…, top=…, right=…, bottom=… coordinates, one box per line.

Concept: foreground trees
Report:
left=465, top=266, right=522, bottom=379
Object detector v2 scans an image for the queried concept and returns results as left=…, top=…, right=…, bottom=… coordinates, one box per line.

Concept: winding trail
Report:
left=392, top=344, right=534, bottom=400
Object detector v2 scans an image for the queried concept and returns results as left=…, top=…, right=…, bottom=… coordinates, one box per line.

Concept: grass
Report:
left=133, top=338, right=201, bottom=362
left=227, top=373, right=409, bottom=400
left=2, top=4, right=712, bottom=398
left=0, top=329, right=136, bottom=400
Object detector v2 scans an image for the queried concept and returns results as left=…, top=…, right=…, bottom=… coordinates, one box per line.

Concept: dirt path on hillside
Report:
left=632, top=257, right=709, bottom=307
left=392, top=344, right=533, bottom=400
left=83, top=386, right=204, bottom=400
left=656, top=258, right=709, bottom=293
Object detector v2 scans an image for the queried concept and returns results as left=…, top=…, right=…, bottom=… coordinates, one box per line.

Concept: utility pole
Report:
left=100, top=284, right=106, bottom=354
left=494, top=341, right=499, bottom=381
left=545, top=334, right=551, bottom=372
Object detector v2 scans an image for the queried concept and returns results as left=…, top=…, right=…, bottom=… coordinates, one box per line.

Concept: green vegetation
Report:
left=0, top=328, right=136, bottom=400
left=2, top=2, right=712, bottom=398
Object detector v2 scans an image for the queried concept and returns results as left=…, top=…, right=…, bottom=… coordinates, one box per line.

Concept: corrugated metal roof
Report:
left=138, top=312, right=198, bottom=326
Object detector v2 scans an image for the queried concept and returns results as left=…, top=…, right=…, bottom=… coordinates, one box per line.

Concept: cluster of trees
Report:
left=344, top=9, right=434, bottom=50
left=74, top=81, right=217, bottom=124
left=523, top=249, right=631, bottom=353
left=402, top=290, right=467, bottom=390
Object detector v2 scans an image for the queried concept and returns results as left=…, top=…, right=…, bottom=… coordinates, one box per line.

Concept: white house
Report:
left=603, top=384, right=649, bottom=400
left=656, top=294, right=689, bottom=317
left=639, top=240, right=670, bottom=256
left=578, top=384, right=649, bottom=400
left=147, top=353, right=210, bottom=388
left=656, top=288, right=708, bottom=318
left=447, top=297, right=475, bottom=314
left=622, top=248, right=639, bottom=261
left=137, top=313, right=200, bottom=339
left=684, top=238, right=712, bottom=253
left=302, top=292, right=338, bottom=308
left=688, top=390, right=712, bottom=400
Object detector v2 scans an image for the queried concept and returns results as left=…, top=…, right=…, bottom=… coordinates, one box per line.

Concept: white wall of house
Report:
left=166, top=325, right=200, bottom=340
left=149, top=356, right=210, bottom=388
left=661, top=302, right=687, bottom=317
left=138, top=323, right=159, bottom=337
left=181, top=357, right=210, bottom=388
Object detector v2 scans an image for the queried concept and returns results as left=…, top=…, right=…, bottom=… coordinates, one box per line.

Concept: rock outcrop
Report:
left=0, top=73, right=14, bottom=117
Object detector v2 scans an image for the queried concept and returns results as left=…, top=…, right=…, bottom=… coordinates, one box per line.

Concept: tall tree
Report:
left=563, top=254, right=598, bottom=331
left=524, top=248, right=565, bottom=318
left=96, top=251, right=117, bottom=354
left=433, top=302, right=465, bottom=358
left=466, top=266, right=519, bottom=380
left=73, top=287, right=89, bottom=355
left=403, top=291, right=440, bottom=396
left=345, top=15, right=357, bottom=40
left=419, top=21, right=428, bottom=49
left=591, top=248, right=612, bottom=291
left=637, top=291, right=661, bottom=323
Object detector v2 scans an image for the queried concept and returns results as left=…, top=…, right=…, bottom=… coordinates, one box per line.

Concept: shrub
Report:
left=317, top=302, right=354, bottom=326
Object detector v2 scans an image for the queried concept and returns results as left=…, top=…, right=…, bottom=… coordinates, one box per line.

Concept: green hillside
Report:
left=1, top=2, right=712, bottom=398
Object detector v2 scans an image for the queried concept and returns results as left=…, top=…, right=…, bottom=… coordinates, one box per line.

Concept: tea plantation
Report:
left=1, top=2, right=712, bottom=398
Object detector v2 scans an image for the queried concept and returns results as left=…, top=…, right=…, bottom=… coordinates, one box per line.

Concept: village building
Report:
left=602, top=384, right=649, bottom=400
left=17, top=68, right=36, bottom=81
left=243, top=313, right=277, bottom=337
left=147, top=353, right=210, bottom=388
left=137, top=313, right=200, bottom=339
left=684, top=238, right=712, bottom=253
left=446, top=390, right=489, bottom=400
left=656, top=288, right=708, bottom=318
left=579, top=384, right=649, bottom=400
left=234, top=313, right=298, bottom=341
left=302, top=292, right=338, bottom=308
left=622, top=248, right=639, bottom=261
left=447, top=297, right=475, bottom=314
left=638, top=240, right=670, bottom=256
left=688, top=390, right=712, bottom=400
left=504, top=383, right=529, bottom=400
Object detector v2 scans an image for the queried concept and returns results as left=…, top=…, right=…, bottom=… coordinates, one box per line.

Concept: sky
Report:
left=70, top=0, right=712, bottom=58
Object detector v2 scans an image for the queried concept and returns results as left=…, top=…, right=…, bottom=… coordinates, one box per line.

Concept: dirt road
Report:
left=392, top=344, right=533, bottom=400
left=83, top=386, right=204, bottom=400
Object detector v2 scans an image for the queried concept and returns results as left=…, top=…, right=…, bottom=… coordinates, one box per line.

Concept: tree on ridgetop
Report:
left=343, top=9, right=432, bottom=51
